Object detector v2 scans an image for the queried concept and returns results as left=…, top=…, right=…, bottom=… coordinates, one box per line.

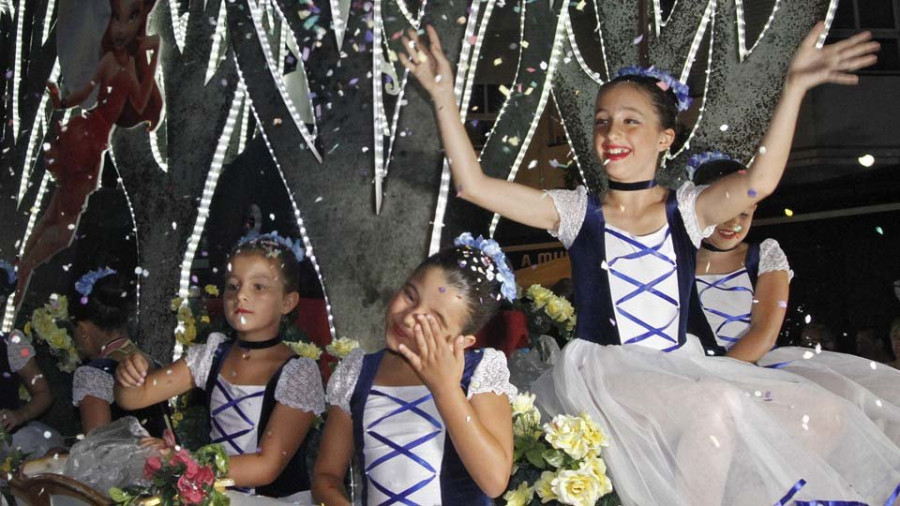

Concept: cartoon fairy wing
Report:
left=56, top=0, right=110, bottom=109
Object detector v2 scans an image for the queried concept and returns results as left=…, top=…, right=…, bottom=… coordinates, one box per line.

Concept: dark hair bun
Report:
left=69, top=272, right=134, bottom=330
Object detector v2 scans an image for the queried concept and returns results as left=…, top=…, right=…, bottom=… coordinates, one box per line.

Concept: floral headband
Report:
left=454, top=232, right=517, bottom=302
left=686, top=150, right=733, bottom=181
left=0, top=259, right=15, bottom=285
left=614, top=65, right=693, bottom=112
left=75, top=267, right=117, bottom=301
left=236, top=231, right=306, bottom=263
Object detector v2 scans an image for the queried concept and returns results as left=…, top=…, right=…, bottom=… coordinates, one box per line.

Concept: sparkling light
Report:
left=168, top=0, right=188, bottom=53
left=149, top=64, right=168, bottom=173
left=18, top=61, right=60, bottom=206
left=817, top=0, right=839, bottom=49
left=204, top=0, right=228, bottom=85
left=11, top=0, right=27, bottom=139
left=735, top=0, right=780, bottom=61
left=652, top=0, right=679, bottom=34
left=41, top=0, right=56, bottom=45
left=671, top=0, right=716, bottom=159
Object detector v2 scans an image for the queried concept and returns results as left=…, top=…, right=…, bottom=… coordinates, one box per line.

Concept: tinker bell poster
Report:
left=16, top=0, right=164, bottom=304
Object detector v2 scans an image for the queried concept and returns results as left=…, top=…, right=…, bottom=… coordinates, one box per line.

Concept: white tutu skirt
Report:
left=532, top=338, right=900, bottom=506
left=759, top=347, right=900, bottom=445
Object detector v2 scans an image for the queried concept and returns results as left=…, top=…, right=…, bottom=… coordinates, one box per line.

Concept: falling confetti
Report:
left=784, top=208, right=794, bottom=217
left=719, top=124, right=729, bottom=132
left=633, top=34, right=644, bottom=45
left=875, top=226, right=884, bottom=235
left=804, top=314, right=812, bottom=324
left=747, top=189, right=758, bottom=198
left=758, top=146, right=767, bottom=155
left=857, top=154, right=875, bottom=167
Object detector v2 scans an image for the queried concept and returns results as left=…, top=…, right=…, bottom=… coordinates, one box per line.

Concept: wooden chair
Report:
left=7, top=474, right=110, bottom=505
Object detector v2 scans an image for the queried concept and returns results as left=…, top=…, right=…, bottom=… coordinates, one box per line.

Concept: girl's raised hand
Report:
left=787, top=22, right=879, bottom=91
left=116, top=352, right=149, bottom=388
left=397, top=314, right=468, bottom=395
left=399, top=26, right=456, bottom=101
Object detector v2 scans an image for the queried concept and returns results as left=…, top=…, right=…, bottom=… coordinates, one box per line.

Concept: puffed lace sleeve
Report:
left=6, top=330, right=36, bottom=373
left=676, top=181, right=716, bottom=248
left=275, top=357, right=326, bottom=415
left=467, top=348, right=518, bottom=401
left=759, top=238, right=794, bottom=281
left=185, top=333, right=228, bottom=389
left=325, top=348, right=364, bottom=415
left=546, top=186, right=589, bottom=249
left=72, top=365, right=114, bottom=406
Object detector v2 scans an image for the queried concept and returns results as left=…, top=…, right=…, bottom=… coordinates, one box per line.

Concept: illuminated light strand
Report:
left=735, top=0, right=780, bottom=61
left=270, top=0, right=318, bottom=135
left=670, top=0, right=716, bottom=160
left=652, top=0, right=679, bottom=35
left=203, top=0, right=228, bottom=85
left=372, top=0, right=387, bottom=213
left=233, top=67, right=337, bottom=342
left=590, top=0, right=610, bottom=80
left=106, top=148, right=142, bottom=324
left=247, top=0, right=321, bottom=162
left=393, top=0, right=421, bottom=29
left=41, top=0, right=56, bottom=44
left=11, top=0, right=26, bottom=139
left=149, top=64, right=168, bottom=172
left=172, top=86, right=245, bottom=360
left=549, top=87, right=589, bottom=191
left=329, top=0, right=350, bottom=51
left=237, top=92, right=251, bottom=155
left=427, top=0, right=498, bottom=254
left=2, top=172, right=52, bottom=332
left=487, top=0, right=569, bottom=237
left=18, top=61, right=60, bottom=206
left=817, top=0, right=839, bottom=49
left=168, top=0, right=188, bottom=53
left=0, top=0, right=12, bottom=16
left=565, top=8, right=602, bottom=83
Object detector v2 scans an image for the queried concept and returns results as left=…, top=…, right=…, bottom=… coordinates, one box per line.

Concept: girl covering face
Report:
left=313, top=234, right=517, bottom=505
left=115, top=233, right=324, bottom=501
left=402, top=23, right=900, bottom=505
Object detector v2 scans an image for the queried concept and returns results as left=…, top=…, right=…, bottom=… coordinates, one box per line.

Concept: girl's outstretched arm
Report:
left=226, top=403, right=315, bottom=487
left=726, top=270, right=789, bottom=363
left=401, top=26, right=561, bottom=232
left=695, top=23, right=879, bottom=230
left=398, top=315, right=514, bottom=497
left=312, top=407, right=355, bottom=505
left=114, top=353, right=193, bottom=410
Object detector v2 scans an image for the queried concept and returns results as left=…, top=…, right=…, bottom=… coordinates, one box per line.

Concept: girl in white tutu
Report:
left=688, top=153, right=900, bottom=447
left=404, top=20, right=900, bottom=505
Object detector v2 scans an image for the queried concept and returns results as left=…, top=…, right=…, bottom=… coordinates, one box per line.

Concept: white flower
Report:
left=552, top=467, right=603, bottom=506
left=511, top=393, right=537, bottom=416
left=326, top=337, right=360, bottom=359
left=502, top=481, right=534, bottom=506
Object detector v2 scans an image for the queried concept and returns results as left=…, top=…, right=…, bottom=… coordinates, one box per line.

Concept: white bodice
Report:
left=209, top=376, right=265, bottom=457
left=362, top=385, right=445, bottom=505
left=696, top=268, right=754, bottom=350
left=606, top=223, right=681, bottom=350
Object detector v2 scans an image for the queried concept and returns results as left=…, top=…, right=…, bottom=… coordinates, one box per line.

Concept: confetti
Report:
left=709, top=435, right=720, bottom=448
left=315, top=196, right=324, bottom=203
left=44, top=431, right=52, bottom=439
left=758, top=146, right=767, bottom=155
left=575, top=0, right=586, bottom=9
left=493, top=58, right=503, bottom=66
left=875, top=226, right=884, bottom=235
left=857, top=154, right=875, bottom=167
left=870, top=361, right=878, bottom=370
left=784, top=208, right=794, bottom=217
left=633, top=34, right=643, bottom=45
left=802, top=351, right=814, bottom=360
left=747, top=189, right=757, bottom=198
left=804, top=314, right=812, bottom=324
left=876, top=400, right=883, bottom=407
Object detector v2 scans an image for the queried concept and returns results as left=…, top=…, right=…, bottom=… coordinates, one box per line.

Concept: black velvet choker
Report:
left=237, top=336, right=282, bottom=349
left=608, top=179, right=658, bottom=191
left=701, top=240, right=742, bottom=253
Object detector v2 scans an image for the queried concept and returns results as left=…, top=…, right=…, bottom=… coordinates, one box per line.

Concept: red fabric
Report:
left=474, top=309, right=530, bottom=357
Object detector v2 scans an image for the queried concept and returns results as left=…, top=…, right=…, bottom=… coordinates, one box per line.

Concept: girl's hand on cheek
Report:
left=397, top=314, right=466, bottom=395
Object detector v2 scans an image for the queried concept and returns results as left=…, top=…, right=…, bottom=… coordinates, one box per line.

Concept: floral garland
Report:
left=170, top=285, right=218, bottom=349
left=109, top=444, right=231, bottom=506
left=25, top=294, right=80, bottom=373
left=614, top=65, right=693, bottom=112
left=454, top=232, right=518, bottom=302
left=516, top=285, right=577, bottom=353
left=503, top=393, right=618, bottom=506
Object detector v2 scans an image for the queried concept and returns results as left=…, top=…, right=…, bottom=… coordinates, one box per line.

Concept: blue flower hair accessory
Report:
left=614, top=65, right=693, bottom=112
left=236, top=231, right=306, bottom=263
left=0, top=259, right=15, bottom=285
left=454, top=232, right=517, bottom=302
left=75, top=267, right=117, bottom=301
left=686, top=150, right=732, bottom=181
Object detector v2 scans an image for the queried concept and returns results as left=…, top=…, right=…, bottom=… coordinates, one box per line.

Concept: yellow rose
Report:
left=289, top=341, right=323, bottom=361
left=552, top=468, right=603, bottom=506
left=502, top=481, right=534, bottom=506
left=510, top=393, right=536, bottom=416
left=204, top=284, right=220, bottom=297
left=578, top=413, right=609, bottom=453
left=545, top=296, right=574, bottom=324
left=580, top=456, right=614, bottom=497
left=513, top=412, right=542, bottom=440
left=47, top=329, right=70, bottom=350
left=326, top=337, right=360, bottom=359
left=544, top=414, right=589, bottom=460
left=526, top=285, right=554, bottom=310
left=534, top=471, right=558, bottom=503
left=565, top=315, right=577, bottom=333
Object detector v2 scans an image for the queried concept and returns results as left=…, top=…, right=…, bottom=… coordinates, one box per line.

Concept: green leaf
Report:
left=108, top=487, right=130, bottom=503
left=542, top=448, right=566, bottom=468
left=525, top=447, right=547, bottom=469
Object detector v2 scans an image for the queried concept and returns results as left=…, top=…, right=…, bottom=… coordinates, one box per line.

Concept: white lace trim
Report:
left=185, top=333, right=228, bottom=389
left=6, top=330, right=35, bottom=373
left=467, top=348, right=518, bottom=400
left=274, top=357, right=326, bottom=415
left=546, top=186, right=588, bottom=249
left=759, top=238, right=794, bottom=281
left=676, top=181, right=715, bottom=248
left=326, top=348, right=364, bottom=415
left=72, top=365, right=114, bottom=406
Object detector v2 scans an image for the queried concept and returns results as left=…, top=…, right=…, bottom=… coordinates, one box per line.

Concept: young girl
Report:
left=312, top=233, right=517, bottom=505
left=16, top=0, right=162, bottom=305
left=691, top=154, right=900, bottom=445
left=70, top=268, right=170, bottom=437
left=405, top=23, right=900, bottom=505
left=115, top=233, right=325, bottom=502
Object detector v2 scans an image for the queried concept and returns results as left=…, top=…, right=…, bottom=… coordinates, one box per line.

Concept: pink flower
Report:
left=176, top=473, right=207, bottom=505
left=194, top=466, right=215, bottom=488
left=143, top=457, right=162, bottom=479
left=172, top=448, right=199, bottom=478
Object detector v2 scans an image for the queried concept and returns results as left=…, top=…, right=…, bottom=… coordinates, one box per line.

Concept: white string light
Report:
left=41, top=0, right=56, bottom=45
left=233, top=67, right=338, bottom=342
left=590, top=0, right=610, bottom=80
left=670, top=0, right=716, bottom=159
left=168, top=0, right=188, bottom=53
left=18, top=61, right=59, bottom=206
left=652, top=0, right=679, bottom=35
left=488, top=0, right=569, bottom=237
left=11, top=0, right=26, bottom=139
left=549, top=87, right=589, bottom=190
left=565, top=9, right=602, bottom=83
left=817, top=0, right=839, bottom=49
left=204, top=0, right=228, bottom=85
left=106, top=148, right=143, bottom=325
left=272, top=0, right=318, bottom=134
left=330, top=0, right=351, bottom=51
left=149, top=64, right=168, bottom=173
left=237, top=93, right=252, bottom=155
left=735, top=0, right=780, bottom=61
